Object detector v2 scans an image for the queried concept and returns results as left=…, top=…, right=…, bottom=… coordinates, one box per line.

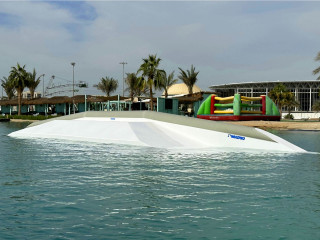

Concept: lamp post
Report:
left=71, top=62, right=76, bottom=97
left=119, top=62, right=127, bottom=97
left=41, top=74, right=45, bottom=98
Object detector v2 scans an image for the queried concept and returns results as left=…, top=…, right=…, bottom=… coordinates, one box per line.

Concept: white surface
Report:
left=8, top=117, right=306, bottom=152
left=286, top=112, right=320, bottom=120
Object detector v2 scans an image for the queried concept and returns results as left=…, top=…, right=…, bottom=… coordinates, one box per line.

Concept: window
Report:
left=165, top=99, right=173, bottom=109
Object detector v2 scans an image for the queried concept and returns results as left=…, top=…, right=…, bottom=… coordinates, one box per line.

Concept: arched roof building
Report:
left=162, top=83, right=201, bottom=97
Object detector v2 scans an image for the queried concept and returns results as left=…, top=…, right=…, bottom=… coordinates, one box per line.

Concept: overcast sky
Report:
left=0, top=1, right=319, bottom=96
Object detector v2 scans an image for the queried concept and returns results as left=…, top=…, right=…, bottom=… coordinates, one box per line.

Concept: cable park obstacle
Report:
left=8, top=111, right=305, bottom=153
left=197, top=94, right=281, bottom=121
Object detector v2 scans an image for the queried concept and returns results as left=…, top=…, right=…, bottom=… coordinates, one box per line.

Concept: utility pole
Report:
left=42, top=74, right=45, bottom=98
left=119, top=62, right=127, bottom=97
left=71, top=62, right=76, bottom=114
left=71, top=62, right=76, bottom=97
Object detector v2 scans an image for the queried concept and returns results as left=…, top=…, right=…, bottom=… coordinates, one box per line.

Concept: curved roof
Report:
left=163, top=83, right=201, bottom=96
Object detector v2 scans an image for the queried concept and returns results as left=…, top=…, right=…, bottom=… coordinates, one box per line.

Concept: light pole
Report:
left=119, top=62, right=127, bottom=97
left=41, top=74, right=45, bottom=98
left=71, top=62, right=76, bottom=97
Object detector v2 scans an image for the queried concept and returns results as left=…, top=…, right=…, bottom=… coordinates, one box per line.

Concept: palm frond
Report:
left=178, top=65, right=199, bottom=94
left=96, top=76, right=118, bottom=97
left=313, top=66, right=320, bottom=76
left=315, top=52, right=320, bottom=61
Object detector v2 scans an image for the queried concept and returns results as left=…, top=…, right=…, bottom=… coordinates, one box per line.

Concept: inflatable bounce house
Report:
left=197, top=94, right=280, bottom=121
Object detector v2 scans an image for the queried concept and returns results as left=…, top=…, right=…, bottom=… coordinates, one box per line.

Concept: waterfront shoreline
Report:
left=229, top=120, right=320, bottom=131
left=9, top=119, right=39, bottom=123
left=6, top=118, right=320, bottom=130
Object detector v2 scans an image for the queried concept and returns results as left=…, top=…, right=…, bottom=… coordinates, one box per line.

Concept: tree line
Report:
left=2, top=51, right=320, bottom=116
left=1, top=63, right=42, bottom=115
left=96, top=54, right=199, bottom=110
left=1, top=55, right=199, bottom=115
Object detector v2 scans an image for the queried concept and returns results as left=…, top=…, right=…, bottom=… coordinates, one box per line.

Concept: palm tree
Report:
left=125, top=73, right=144, bottom=101
left=96, top=76, right=118, bottom=97
left=138, top=54, right=164, bottom=111
left=158, top=71, right=178, bottom=98
left=27, top=68, right=41, bottom=99
left=268, top=83, right=295, bottom=117
left=9, top=63, right=29, bottom=115
left=313, top=52, right=320, bottom=80
left=134, top=78, right=149, bottom=98
left=285, top=97, right=300, bottom=116
left=1, top=76, right=15, bottom=100
left=178, top=65, right=199, bottom=95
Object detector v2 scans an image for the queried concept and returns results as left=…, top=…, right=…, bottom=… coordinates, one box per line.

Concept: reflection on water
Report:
left=1, top=123, right=320, bottom=239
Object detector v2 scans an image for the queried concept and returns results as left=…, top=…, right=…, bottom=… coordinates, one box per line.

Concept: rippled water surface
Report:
left=1, top=122, right=320, bottom=239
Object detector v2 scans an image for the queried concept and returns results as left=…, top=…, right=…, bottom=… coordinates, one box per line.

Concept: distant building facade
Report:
left=22, top=91, right=42, bottom=99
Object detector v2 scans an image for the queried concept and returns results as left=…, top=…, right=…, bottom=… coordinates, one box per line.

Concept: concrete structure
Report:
left=9, top=111, right=305, bottom=152
left=210, top=80, right=320, bottom=119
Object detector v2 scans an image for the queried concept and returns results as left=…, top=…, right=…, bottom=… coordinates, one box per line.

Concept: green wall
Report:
left=35, top=104, right=46, bottom=113
left=1, top=106, right=11, bottom=114
left=157, top=98, right=179, bottom=115
left=55, top=103, right=66, bottom=114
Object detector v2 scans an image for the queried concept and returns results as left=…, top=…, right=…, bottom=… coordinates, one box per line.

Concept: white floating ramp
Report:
left=8, top=111, right=305, bottom=152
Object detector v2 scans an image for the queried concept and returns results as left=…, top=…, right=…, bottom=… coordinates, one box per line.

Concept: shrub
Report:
left=0, top=114, right=57, bottom=121
left=284, top=113, right=294, bottom=120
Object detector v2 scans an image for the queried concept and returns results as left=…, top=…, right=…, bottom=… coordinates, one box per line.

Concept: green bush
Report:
left=0, top=114, right=57, bottom=121
left=284, top=113, right=294, bottom=120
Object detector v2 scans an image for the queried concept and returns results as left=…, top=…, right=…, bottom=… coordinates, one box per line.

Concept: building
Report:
left=0, top=95, right=129, bottom=115
left=22, top=91, right=42, bottom=99
left=162, top=83, right=201, bottom=97
left=158, top=83, right=213, bottom=117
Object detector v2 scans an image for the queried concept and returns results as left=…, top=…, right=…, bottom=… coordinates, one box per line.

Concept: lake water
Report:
left=1, top=122, right=320, bottom=239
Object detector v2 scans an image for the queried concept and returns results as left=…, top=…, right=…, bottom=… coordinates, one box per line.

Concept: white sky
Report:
left=0, top=1, right=319, bottom=96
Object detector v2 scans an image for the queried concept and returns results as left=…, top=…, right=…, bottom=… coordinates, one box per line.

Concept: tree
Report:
left=313, top=52, right=320, bottom=80
left=96, top=76, right=118, bottom=97
left=135, top=78, right=149, bottom=97
left=268, top=83, right=295, bottom=117
left=178, top=65, right=199, bottom=95
left=9, top=63, right=29, bottom=115
left=285, top=97, right=300, bottom=116
left=27, top=68, right=41, bottom=99
left=312, top=101, right=320, bottom=112
left=1, top=76, right=15, bottom=100
left=125, top=73, right=145, bottom=101
left=138, top=54, right=164, bottom=111
left=158, top=71, right=178, bottom=98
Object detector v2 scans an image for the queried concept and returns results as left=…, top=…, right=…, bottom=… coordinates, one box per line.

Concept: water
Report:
left=1, top=122, right=320, bottom=239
